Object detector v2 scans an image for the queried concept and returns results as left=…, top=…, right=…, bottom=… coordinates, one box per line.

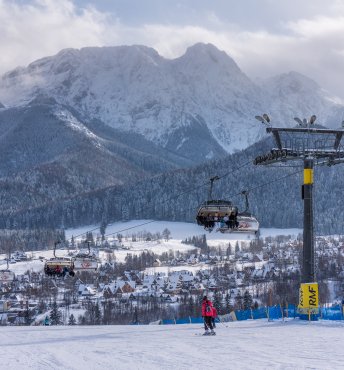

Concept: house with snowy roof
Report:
left=78, top=284, right=96, bottom=297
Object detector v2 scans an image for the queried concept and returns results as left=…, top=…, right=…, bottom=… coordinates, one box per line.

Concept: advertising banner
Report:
left=298, top=282, right=319, bottom=314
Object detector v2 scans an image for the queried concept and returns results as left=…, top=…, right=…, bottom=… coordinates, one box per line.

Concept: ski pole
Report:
left=217, top=317, right=229, bottom=328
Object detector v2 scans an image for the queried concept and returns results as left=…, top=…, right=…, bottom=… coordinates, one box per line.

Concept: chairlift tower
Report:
left=254, top=114, right=344, bottom=314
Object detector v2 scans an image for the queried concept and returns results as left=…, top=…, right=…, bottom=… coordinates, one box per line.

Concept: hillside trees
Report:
left=243, top=290, right=253, bottom=310
left=68, top=314, right=76, bottom=325
left=162, top=228, right=171, bottom=241
left=1, top=133, right=344, bottom=235
left=0, top=229, right=65, bottom=253
left=50, top=301, right=62, bottom=325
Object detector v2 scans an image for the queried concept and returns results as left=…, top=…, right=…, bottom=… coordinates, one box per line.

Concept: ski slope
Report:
left=1, top=319, right=343, bottom=369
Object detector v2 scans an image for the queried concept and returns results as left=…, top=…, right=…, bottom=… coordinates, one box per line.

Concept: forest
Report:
left=2, top=137, right=343, bottom=236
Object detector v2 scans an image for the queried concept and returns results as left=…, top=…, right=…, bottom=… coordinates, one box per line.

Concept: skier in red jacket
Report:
left=202, top=296, right=215, bottom=335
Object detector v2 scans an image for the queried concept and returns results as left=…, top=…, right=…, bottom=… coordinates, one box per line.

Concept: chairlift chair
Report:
left=73, top=241, right=99, bottom=272
left=44, top=241, right=74, bottom=277
left=196, top=178, right=259, bottom=235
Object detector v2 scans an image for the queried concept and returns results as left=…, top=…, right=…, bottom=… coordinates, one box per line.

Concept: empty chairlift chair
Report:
left=73, top=242, right=98, bottom=273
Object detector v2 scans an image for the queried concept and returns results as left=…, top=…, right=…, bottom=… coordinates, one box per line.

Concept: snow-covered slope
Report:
left=1, top=43, right=342, bottom=160
left=261, top=71, right=344, bottom=124
left=1, top=320, right=343, bottom=369
left=0, top=96, right=196, bottom=211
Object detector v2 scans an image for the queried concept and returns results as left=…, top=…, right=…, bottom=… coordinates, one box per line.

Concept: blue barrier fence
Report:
left=160, top=304, right=344, bottom=325
left=320, top=305, right=343, bottom=321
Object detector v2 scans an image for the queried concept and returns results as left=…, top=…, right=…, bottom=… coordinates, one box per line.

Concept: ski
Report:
left=194, top=332, right=216, bottom=336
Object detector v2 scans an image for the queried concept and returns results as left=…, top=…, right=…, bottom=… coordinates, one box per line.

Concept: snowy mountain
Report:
left=0, top=96, right=195, bottom=212
left=1, top=43, right=344, bottom=225
left=261, top=71, right=344, bottom=125
left=1, top=43, right=343, bottom=161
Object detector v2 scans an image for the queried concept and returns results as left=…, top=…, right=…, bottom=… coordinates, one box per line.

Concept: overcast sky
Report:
left=1, top=0, right=344, bottom=99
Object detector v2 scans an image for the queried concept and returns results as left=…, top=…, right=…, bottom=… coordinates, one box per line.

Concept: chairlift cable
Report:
left=231, top=169, right=303, bottom=198
left=20, top=155, right=301, bottom=243
left=103, top=168, right=302, bottom=238
left=74, top=159, right=254, bottom=241
left=71, top=148, right=330, bottom=240
left=87, top=160, right=301, bottom=238
left=103, top=220, right=157, bottom=238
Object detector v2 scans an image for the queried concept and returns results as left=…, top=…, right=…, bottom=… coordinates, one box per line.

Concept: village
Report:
left=0, top=230, right=344, bottom=326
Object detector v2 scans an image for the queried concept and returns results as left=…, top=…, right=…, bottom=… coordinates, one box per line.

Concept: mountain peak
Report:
left=0, top=42, right=342, bottom=160
left=185, top=42, right=222, bottom=54
left=267, top=71, right=320, bottom=93
left=178, top=42, right=241, bottom=74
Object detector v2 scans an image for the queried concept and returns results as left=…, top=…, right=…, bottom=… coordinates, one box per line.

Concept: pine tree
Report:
left=121, top=205, right=129, bottom=221
left=235, top=292, right=243, bottom=310
left=94, top=302, right=102, bottom=325
left=68, top=314, right=76, bottom=325
left=224, top=293, right=232, bottom=313
left=243, top=290, right=253, bottom=310
left=162, top=228, right=171, bottom=241
left=212, top=292, right=222, bottom=315
left=50, top=301, right=62, bottom=325
left=226, top=243, right=232, bottom=258
left=100, top=218, right=107, bottom=241
left=78, top=315, right=87, bottom=325
left=132, top=307, right=139, bottom=324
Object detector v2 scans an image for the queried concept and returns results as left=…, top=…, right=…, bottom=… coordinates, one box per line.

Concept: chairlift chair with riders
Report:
left=73, top=241, right=99, bottom=272
left=0, top=250, right=15, bottom=283
left=196, top=177, right=259, bottom=235
left=44, top=241, right=75, bottom=277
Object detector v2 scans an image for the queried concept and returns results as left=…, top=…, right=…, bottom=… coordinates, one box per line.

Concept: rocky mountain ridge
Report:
left=0, top=43, right=343, bottom=225
left=1, top=43, right=343, bottom=161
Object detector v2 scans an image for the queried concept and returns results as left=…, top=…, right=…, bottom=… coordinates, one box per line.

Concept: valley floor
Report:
left=1, top=319, right=343, bottom=370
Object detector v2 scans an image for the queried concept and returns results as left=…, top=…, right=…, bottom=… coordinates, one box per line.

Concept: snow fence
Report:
left=160, top=304, right=344, bottom=325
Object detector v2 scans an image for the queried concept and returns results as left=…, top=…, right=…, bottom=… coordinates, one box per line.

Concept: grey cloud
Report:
left=1, top=0, right=344, bottom=99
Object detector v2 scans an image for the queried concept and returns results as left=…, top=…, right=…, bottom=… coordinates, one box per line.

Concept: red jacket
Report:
left=202, top=299, right=214, bottom=317
left=212, top=306, right=218, bottom=318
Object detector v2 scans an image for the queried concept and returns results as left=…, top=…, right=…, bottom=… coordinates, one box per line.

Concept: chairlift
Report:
left=73, top=241, right=98, bottom=272
left=196, top=177, right=259, bottom=235
left=44, top=241, right=75, bottom=277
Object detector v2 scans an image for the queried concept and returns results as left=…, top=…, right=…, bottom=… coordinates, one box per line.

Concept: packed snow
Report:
left=1, top=319, right=343, bottom=369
